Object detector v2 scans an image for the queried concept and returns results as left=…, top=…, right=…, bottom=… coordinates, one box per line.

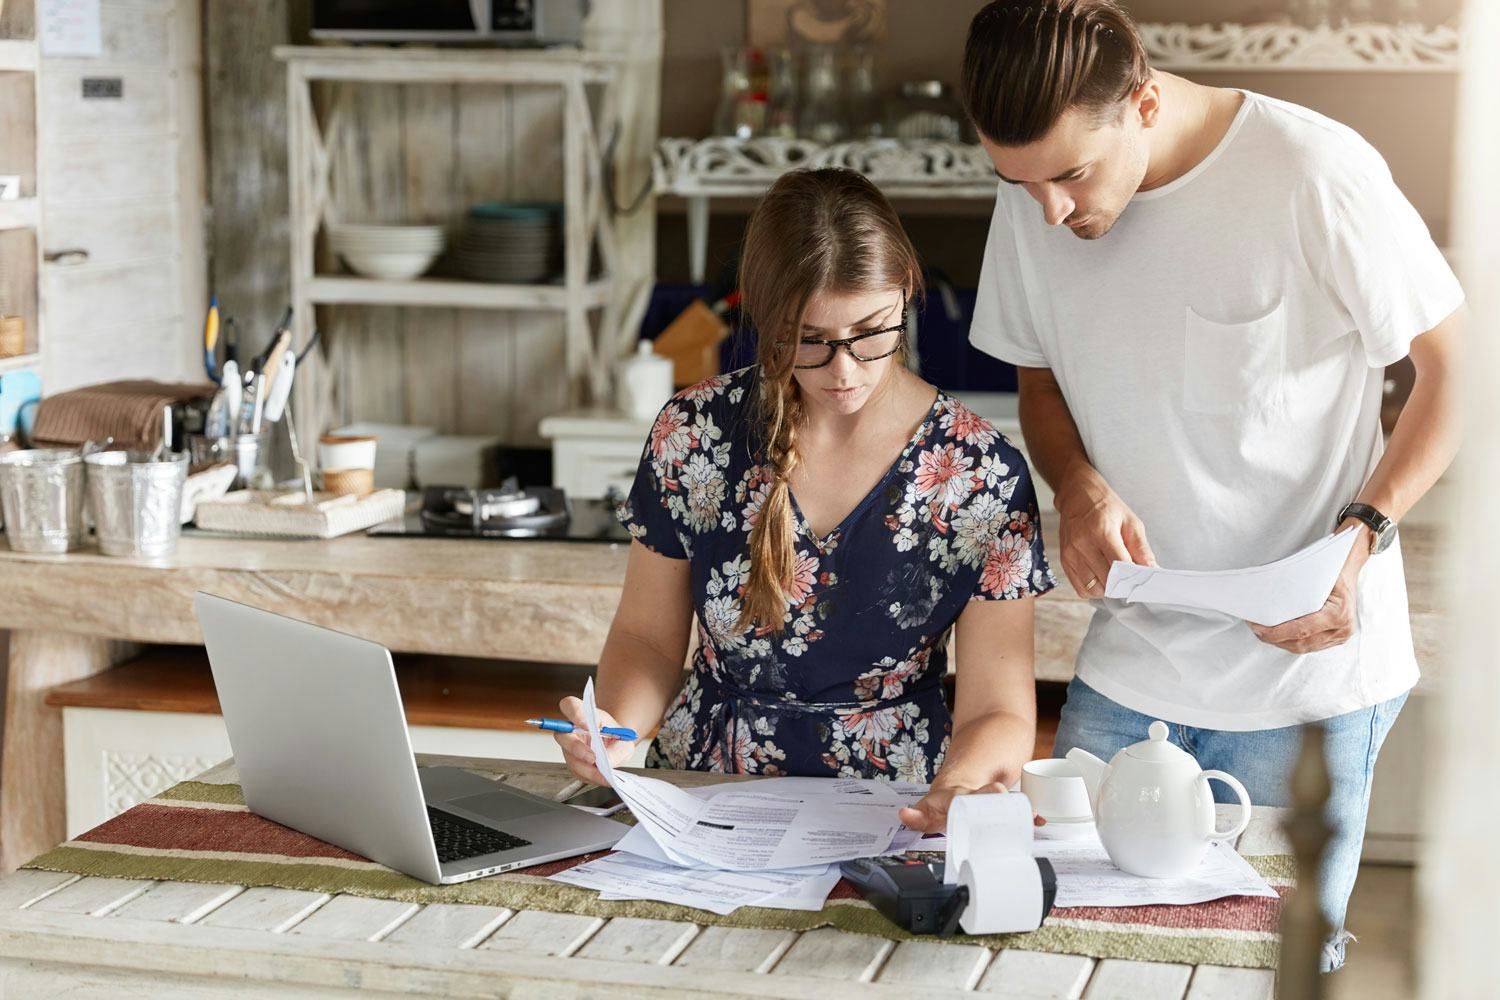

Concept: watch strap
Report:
left=1337, top=502, right=1396, bottom=554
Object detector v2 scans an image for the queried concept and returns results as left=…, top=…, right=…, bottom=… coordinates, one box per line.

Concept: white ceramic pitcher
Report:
left=1067, top=721, right=1253, bottom=878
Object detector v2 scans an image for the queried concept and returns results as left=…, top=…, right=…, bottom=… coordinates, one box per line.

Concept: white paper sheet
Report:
left=39, top=0, right=102, bottom=56
left=552, top=852, right=839, bottom=915
left=582, top=680, right=903, bottom=870
left=1034, top=829, right=1277, bottom=907
left=1105, top=528, right=1359, bottom=626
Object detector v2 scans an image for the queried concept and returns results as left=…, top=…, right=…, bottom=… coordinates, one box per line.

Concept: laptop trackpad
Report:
left=446, top=791, right=553, bottom=823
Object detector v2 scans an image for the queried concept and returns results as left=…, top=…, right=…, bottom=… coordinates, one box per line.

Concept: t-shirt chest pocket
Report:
left=1181, top=299, right=1287, bottom=416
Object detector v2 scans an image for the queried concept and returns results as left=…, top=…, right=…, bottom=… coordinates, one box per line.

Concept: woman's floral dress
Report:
left=617, top=365, right=1054, bottom=783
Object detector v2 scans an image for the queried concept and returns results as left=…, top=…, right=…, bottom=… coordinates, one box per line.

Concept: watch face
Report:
left=1373, top=524, right=1397, bottom=555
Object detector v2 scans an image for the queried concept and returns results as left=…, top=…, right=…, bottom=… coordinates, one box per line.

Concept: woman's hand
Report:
left=898, top=780, right=1009, bottom=834
left=553, top=695, right=638, bottom=787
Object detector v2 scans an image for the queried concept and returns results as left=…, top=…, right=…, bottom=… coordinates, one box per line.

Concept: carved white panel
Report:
left=655, top=137, right=998, bottom=199
left=1140, top=21, right=1460, bottom=72
left=104, top=751, right=221, bottom=816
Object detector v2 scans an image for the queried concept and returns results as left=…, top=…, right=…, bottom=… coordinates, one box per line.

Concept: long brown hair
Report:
left=961, top=0, right=1150, bottom=146
left=734, top=168, right=924, bottom=634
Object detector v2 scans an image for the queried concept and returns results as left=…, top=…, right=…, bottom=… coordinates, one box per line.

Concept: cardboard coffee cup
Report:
left=322, top=467, right=374, bottom=497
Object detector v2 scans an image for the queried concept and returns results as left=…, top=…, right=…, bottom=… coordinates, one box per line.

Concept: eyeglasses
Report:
left=792, top=308, right=908, bottom=369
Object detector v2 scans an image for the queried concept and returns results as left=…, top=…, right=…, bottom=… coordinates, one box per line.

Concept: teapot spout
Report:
left=1065, top=747, right=1109, bottom=816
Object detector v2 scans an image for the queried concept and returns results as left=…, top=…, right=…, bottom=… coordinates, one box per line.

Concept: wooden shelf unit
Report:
left=276, top=45, right=625, bottom=454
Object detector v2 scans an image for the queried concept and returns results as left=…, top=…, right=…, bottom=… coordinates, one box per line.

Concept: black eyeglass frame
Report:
left=790, top=305, right=909, bottom=370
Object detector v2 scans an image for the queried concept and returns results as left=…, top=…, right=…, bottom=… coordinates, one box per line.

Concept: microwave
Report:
left=311, top=0, right=590, bottom=46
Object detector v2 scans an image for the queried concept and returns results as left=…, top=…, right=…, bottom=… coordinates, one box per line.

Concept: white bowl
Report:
left=339, top=249, right=442, bottom=281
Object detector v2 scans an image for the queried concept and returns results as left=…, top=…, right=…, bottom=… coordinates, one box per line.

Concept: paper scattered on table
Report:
left=552, top=852, right=840, bottom=916
left=1034, top=829, right=1277, bottom=908
left=943, top=792, right=1048, bottom=933
left=39, top=0, right=102, bottom=56
left=1105, top=528, right=1359, bottom=626
left=582, top=679, right=903, bottom=871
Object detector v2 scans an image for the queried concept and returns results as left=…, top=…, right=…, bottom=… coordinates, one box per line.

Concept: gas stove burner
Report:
left=419, top=479, right=571, bottom=537
left=452, top=485, right=542, bottom=521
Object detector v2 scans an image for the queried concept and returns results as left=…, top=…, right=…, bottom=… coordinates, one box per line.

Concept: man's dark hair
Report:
left=961, top=0, right=1151, bottom=146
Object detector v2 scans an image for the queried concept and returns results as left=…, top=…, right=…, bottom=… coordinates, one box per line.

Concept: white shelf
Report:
left=307, top=273, right=612, bottom=312
left=1140, top=21, right=1460, bottom=73
left=0, top=353, right=40, bottom=375
left=0, top=39, right=37, bottom=73
left=0, top=197, right=38, bottom=230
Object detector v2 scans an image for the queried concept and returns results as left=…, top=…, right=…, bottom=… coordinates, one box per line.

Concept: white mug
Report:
left=1020, top=758, right=1094, bottom=824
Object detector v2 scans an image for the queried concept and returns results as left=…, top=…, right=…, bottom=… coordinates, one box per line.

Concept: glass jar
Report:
left=885, top=80, right=970, bottom=143
left=798, top=46, right=846, bottom=144
left=713, top=46, right=768, bottom=140
left=847, top=47, right=882, bottom=139
left=766, top=48, right=799, bottom=139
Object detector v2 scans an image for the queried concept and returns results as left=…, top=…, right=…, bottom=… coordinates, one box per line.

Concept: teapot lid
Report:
left=1123, top=720, right=1194, bottom=764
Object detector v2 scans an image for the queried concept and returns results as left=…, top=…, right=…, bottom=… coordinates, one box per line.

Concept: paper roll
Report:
left=945, top=792, right=1047, bottom=934
left=957, top=855, right=1046, bottom=934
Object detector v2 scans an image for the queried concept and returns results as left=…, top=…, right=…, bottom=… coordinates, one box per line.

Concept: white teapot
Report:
left=1066, top=721, right=1252, bottom=878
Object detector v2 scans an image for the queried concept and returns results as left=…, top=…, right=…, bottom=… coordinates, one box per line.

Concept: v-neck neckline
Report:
left=787, top=389, right=944, bottom=550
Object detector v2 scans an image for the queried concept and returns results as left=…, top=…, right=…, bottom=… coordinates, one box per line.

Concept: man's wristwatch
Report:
left=1337, top=502, right=1398, bottom=555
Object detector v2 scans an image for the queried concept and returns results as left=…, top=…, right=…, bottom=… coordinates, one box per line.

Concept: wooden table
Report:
left=0, top=755, right=1286, bottom=999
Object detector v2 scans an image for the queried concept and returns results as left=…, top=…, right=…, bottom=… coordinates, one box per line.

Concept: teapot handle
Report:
left=1200, top=771, right=1253, bottom=842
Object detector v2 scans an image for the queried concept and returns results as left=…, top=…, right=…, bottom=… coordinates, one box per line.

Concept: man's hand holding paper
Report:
left=1248, top=522, right=1374, bottom=653
left=1104, top=527, right=1361, bottom=629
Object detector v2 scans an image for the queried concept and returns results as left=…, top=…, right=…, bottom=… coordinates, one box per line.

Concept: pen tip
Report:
left=524, top=719, right=541, bottom=726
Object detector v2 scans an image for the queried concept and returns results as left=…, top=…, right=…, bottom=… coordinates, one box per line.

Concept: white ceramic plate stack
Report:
left=330, top=223, right=447, bottom=281
left=453, top=203, right=562, bottom=284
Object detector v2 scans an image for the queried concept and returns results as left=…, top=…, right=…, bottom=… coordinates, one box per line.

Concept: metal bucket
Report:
left=0, top=449, right=86, bottom=553
left=188, top=432, right=269, bottom=490
left=84, top=450, right=189, bottom=558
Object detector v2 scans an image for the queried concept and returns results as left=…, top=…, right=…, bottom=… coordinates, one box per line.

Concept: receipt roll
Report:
left=957, top=855, right=1057, bottom=934
left=945, top=793, right=1057, bottom=934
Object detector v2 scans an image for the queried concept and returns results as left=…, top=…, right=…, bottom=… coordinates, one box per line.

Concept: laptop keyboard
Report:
left=426, top=806, right=532, bottom=864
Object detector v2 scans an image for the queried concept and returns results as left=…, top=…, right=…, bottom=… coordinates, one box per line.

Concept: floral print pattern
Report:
left=619, top=366, right=1054, bottom=782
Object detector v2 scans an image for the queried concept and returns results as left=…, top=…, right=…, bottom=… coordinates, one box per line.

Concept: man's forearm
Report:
left=1354, top=313, right=1463, bottom=524
left=1018, top=367, right=1107, bottom=515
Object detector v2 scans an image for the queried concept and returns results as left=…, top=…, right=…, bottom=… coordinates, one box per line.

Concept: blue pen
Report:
left=526, top=718, right=637, bottom=741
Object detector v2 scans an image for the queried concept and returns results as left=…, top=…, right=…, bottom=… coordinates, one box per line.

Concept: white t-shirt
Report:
left=970, top=91, right=1463, bottom=731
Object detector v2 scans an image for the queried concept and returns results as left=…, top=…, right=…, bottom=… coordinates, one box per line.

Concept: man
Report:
left=961, top=0, right=1463, bottom=972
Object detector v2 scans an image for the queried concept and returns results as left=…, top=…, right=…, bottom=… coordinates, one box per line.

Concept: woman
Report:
left=555, top=168, right=1054, bottom=832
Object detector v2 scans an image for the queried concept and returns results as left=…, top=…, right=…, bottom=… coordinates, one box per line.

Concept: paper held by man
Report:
left=549, top=680, right=1274, bottom=922
left=1105, top=528, right=1360, bottom=625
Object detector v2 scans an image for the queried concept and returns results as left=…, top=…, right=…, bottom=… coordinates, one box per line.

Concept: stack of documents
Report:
left=550, top=681, right=915, bottom=913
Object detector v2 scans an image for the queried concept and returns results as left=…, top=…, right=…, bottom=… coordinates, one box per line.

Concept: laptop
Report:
left=194, top=592, right=627, bottom=884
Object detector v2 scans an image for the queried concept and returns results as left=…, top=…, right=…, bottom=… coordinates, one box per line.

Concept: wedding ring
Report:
left=1085, top=577, right=1099, bottom=591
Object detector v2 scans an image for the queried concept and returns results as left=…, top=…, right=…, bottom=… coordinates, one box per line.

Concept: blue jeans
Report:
left=1052, top=677, right=1407, bottom=973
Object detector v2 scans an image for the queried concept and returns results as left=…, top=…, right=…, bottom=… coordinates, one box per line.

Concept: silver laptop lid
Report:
left=194, top=592, right=442, bottom=883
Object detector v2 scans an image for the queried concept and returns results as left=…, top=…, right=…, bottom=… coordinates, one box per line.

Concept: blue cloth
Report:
left=1052, top=676, right=1407, bottom=973
left=617, top=365, right=1054, bottom=782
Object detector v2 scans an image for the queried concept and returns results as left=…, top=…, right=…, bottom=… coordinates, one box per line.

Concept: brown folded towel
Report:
left=31, top=380, right=215, bottom=451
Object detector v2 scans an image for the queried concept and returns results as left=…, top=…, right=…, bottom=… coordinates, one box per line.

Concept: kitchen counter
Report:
left=0, top=492, right=1448, bottom=871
